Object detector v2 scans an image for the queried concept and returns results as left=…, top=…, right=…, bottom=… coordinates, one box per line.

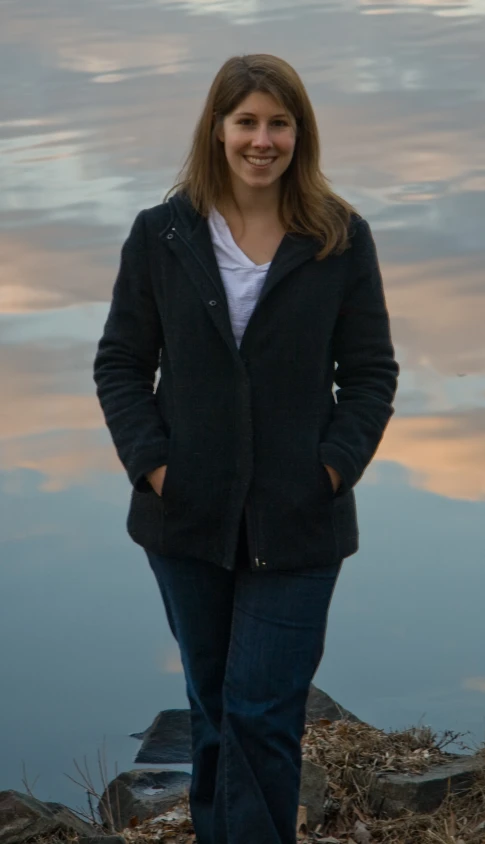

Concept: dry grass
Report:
left=115, top=720, right=485, bottom=844
left=300, top=719, right=485, bottom=843
left=33, top=720, right=485, bottom=844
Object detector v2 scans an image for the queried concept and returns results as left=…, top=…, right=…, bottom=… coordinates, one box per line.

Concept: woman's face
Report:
left=217, top=91, right=297, bottom=194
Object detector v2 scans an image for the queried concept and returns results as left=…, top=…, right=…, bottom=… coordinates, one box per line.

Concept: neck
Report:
left=224, top=178, right=281, bottom=220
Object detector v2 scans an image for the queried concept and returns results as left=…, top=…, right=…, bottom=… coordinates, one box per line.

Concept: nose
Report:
left=252, top=123, right=272, bottom=149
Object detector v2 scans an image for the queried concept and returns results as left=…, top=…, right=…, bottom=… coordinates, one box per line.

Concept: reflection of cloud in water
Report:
left=163, top=649, right=184, bottom=674
left=152, top=0, right=326, bottom=19
left=0, top=340, right=102, bottom=441
left=0, top=391, right=100, bottom=442
left=377, top=410, right=485, bottom=501
left=0, top=230, right=114, bottom=312
left=0, top=130, right=135, bottom=225
left=0, top=430, right=120, bottom=492
left=385, top=254, right=485, bottom=375
left=358, top=0, right=485, bottom=16
left=0, top=303, right=108, bottom=344
left=0, top=337, right=121, bottom=491
left=1, top=329, right=484, bottom=502
left=158, top=0, right=258, bottom=14
left=463, top=677, right=485, bottom=693
left=3, top=406, right=484, bottom=500
left=57, top=35, right=191, bottom=79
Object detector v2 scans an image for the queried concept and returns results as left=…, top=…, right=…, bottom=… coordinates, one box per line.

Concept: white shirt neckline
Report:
left=210, top=207, right=272, bottom=271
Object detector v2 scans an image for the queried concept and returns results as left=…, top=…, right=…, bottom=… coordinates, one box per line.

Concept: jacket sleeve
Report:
left=319, top=218, right=399, bottom=495
left=93, top=211, right=169, bottom=491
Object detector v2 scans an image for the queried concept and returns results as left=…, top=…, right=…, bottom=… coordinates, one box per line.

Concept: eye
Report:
left=272, top=119, right=289, bottom=127
left=237, top=118, right=254, bottom=126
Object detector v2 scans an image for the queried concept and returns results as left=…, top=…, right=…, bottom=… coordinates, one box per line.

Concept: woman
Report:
left=94, top=54, right=399, bottom=844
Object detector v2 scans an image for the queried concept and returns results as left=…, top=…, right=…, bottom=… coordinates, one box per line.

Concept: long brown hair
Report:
left=166, top=54, right=358, bottom=259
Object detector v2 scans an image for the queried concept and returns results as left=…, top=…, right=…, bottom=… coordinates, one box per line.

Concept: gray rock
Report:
left=98, top=769, right=191, bottom=830
left=354, top=753, right=484, bottom=817
left=129, top=730, right=146, bottom=741
left=299, top=759, right=329, bottom=828
left=0, top=790, right=94, bottom=844
left=305, top=684, right=362, bottom=725
left=134, top=709, right=192, bottom=764
left=133, top=686, right=359, bottom=765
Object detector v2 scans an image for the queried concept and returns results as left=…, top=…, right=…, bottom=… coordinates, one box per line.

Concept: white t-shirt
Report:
left=207, top=207, right=271, bottom=348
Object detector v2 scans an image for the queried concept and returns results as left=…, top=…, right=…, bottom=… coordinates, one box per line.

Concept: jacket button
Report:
left=208, top=300, right=217, bottom=306
left=166, top=233, right=174, bottom=240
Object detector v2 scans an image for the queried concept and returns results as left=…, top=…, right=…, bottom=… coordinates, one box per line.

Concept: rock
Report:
left=353, top=753, right=484, bottom=817
left=129, top=730, right=147, bottom=741
left=305, top=684, right=361, bottom=725
left=79, top=836, right=126, bottom=844
left=299, top=759, right=329, bottom=828
left=296, top=804, right=307, bottom=836
left=0, top=790, right=94, bottom=844
left=133, top=686, right=359, bottom=765
left=134, top=709, right=192, bottom=764
left=352, top=819, right=372, bottom=844
left=98, top=769, right=191, bottom=830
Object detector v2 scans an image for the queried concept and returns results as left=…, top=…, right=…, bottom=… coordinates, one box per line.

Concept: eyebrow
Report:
left=233, top=111, right=289, bottom=118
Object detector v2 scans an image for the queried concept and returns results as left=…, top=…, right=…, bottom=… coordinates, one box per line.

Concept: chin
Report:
left=239, top=172, right=279, bottom=189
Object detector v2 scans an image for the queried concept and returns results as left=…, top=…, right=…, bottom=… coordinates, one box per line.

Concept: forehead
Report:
left=230, top=90, right=290, bottom=116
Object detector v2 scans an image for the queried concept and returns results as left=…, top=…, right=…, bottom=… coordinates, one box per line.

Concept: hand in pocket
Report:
left=146, top=465, right=167, bottom=496
left=324, top=464, right=341, bottom=494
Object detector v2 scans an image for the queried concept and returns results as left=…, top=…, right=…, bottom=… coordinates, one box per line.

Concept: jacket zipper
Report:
left=170, top=225, right=265, bottom=570
left=245, top=499, right=266, bottom=569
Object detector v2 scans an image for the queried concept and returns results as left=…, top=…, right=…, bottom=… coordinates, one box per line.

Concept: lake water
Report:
left=1, top=0, right=484, bottom=816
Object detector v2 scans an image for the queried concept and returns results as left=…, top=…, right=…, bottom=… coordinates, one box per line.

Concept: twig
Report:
left=64, top=743, right=119, bottom=834
left=21, top=761, right=40, bottom=798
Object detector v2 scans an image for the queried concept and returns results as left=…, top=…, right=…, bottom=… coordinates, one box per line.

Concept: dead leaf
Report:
left=129, top=816, right=140, bottom=828
left=353, top=806, right=368, bottom=824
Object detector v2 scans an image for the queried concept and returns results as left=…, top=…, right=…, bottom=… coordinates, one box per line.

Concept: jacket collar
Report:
left=166, top=192, right=321, bottom=359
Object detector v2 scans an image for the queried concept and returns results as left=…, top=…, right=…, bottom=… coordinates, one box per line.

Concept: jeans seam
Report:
left=222, top=576, right=240, bottom=844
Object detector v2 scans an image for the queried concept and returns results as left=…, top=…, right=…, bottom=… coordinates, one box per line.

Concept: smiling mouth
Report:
left=244, top=156, right=276, bottom=168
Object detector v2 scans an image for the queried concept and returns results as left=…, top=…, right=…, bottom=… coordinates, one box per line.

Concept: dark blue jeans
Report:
left=146, top=517, right=342, bottom=844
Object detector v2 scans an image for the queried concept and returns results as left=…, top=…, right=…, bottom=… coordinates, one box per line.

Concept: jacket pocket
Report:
left=127, top=486, right=165, bottom=550
left=159, top=436, right=177, bottom=514
left=160, top=461, right=173, bottom=511
left=320, top=462, right=336, bottom=500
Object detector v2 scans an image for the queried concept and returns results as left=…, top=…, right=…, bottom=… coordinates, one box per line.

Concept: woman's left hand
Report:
left=324, top=464, right=342, bottom=494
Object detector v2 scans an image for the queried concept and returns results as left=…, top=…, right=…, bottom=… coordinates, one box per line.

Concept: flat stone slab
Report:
left=0, top=790, right=94, bottom=844
left=299, top=759, right=329, bottom=828
left=132, top=685, right=360, bottom=764
left=353, top=753, right=484, bottom=817
left=99, top=770, right=191, bottom=830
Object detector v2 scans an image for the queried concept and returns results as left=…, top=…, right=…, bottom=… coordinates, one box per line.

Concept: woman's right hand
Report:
left=146, top=465, right=167, bottom=497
